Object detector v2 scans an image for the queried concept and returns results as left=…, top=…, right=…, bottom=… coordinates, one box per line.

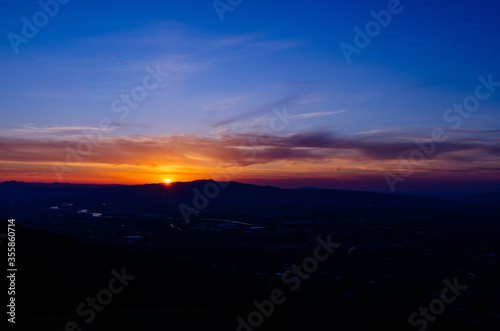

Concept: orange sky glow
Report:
left=1, top=132, right=499, bottom=192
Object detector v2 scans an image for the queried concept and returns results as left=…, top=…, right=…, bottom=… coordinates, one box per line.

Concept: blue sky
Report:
left=0, top=0, right=499, bottom=191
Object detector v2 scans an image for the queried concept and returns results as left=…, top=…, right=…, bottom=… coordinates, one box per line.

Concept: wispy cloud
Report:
left=357, top=128, right=401, bottom=135
left=297, top=97, right=328, bottom=105
left=20, top=126, right=114, bottom=133
left=202, top=96, right=247, bottom=111
left=2, top=131, right=499, bottom=171
left=1, top=126, right=115, bottom=137
left=291, top=110, right=346, bottom=119
left=213, top=94, right=301, bottom=127
left=446, top=128, right=500, bottom=134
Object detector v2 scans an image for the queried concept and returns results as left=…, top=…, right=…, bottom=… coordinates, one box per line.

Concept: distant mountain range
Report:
left=1, top=180, right=498, bottom=210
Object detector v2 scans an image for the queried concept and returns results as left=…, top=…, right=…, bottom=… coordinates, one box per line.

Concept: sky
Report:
left=0, top=0, right=499, bottom=193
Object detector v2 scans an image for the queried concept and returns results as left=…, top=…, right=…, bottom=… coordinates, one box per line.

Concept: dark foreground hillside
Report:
left=1, top=181, right=499, bottom=330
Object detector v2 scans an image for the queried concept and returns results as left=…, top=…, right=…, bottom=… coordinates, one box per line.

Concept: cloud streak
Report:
left=291, top=110, right=346, bottom=119
left=1, top=130, right=499, bottom=173
left=7, top=126, right=115, bottom=135
left=213, top=94, right=301, bottom=127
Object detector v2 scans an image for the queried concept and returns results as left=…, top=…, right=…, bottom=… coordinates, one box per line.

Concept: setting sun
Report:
left=163, top=178, right=172, bottom=185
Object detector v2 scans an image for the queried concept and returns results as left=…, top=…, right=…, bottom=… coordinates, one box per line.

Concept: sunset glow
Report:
left=0, top=1, right=499, bottom=193
left=3, top=3, right=499, bottom=330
